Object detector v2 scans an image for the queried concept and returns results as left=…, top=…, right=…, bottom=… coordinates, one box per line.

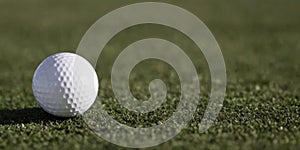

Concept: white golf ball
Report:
left=32, top=52, right=98, bottom=117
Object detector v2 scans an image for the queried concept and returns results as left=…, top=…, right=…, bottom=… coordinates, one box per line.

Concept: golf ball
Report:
left=32, top=52, right=98, bottom=117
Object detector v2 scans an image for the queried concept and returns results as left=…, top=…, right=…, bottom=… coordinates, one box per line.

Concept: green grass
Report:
left=0, top=0, right=299, bottom=149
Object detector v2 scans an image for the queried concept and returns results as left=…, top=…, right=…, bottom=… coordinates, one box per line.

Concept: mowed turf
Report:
left=0, top=0, right=299, bottom=149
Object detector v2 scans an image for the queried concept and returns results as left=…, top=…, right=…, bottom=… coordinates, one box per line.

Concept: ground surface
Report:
left=0, top=0, right=299, bottom=149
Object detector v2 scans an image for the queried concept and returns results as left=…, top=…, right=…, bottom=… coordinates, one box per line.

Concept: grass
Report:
left=0, top=0, right=299, bottom=149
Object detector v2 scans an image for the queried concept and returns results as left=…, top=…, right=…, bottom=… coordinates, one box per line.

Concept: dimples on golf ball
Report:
left=32, top=52, right=98, bottom=117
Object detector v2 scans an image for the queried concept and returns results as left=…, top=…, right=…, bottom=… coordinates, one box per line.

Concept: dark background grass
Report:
left=0, top=0, right=299, bottom=149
